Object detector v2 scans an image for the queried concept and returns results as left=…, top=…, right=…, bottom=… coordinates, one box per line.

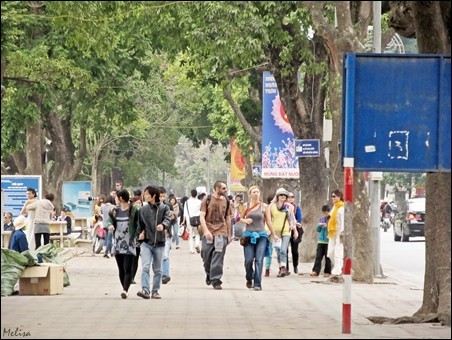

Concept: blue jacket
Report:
left=316, top=216, right=330, bottom=244
left=9, top=229, right=29, bottom=253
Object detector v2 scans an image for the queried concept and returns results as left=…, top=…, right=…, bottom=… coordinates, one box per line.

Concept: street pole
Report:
left=371, top=1, right=383, bottom=277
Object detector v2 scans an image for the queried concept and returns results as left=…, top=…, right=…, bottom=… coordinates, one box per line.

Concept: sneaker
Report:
left=254, top=287, right=262, bottom=291
left=205, top=275, right=211, bottom=286
left=176, top=246, right=180, bottom=249
left=151, top=292, right=161, bottom=299
left=293, top=267, right=298, bottom=274
left=246, top=280, right=252, bottom=289
left=131, top=280, right=136, bottom=284
left=212, top=283, right=222, bottom=290
left=137, top=289, right=150, bottom=299
left=195, top=245, right=201, bottom=254
left=323, top=273, right=331, bottom=278
left=277, top=267, right=286, bottom=277
left=162, top=276, right=171, bottom=284
left=264, top=269, right=270, bottom=277
left=310, top=272, right=319, bottom=277
left=121, top=291, right=128, bottom=299
left=103, top=253, right=109, bottom=258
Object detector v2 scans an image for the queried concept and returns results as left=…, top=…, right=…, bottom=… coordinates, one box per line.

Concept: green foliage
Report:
left=383, top=172, right=426, bottom=192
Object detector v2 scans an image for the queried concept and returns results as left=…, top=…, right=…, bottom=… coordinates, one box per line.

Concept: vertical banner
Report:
left=262, top=72, right=299, bottom=178
left=62, top=181, right=93, bottom=218
left=230, top=139, right=247, bottom=192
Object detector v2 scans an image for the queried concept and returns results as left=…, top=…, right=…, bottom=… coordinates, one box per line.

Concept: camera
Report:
left=87, top=196, right=98, bottom=201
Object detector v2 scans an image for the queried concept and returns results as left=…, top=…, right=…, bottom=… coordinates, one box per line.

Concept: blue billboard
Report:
left=1, top=175, right=42, bottom=219
left=342, top=53, right=450, bottom=172
left=62, top=181, right=93, bottom=218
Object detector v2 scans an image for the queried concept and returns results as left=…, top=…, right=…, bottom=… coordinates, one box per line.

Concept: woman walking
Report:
left=266, top=188, right=297, bottom=277
left=239, top=186, right=276, bottom=290
left=106, top=189, right=139, bottom=299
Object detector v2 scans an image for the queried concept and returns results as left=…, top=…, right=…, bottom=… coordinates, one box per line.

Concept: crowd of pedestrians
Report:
left=5, top=179, right=346, bottom=299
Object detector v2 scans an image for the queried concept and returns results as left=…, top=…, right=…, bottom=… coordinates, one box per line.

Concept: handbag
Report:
left=239, top=236, right=250, bottom=246
left=181, top=227, right=189, bottom=241
left=186, top=203, right=201, bottom=227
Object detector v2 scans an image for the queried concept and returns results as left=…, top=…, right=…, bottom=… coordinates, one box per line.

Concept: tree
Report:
left=384, top=1, right=451, bottom=326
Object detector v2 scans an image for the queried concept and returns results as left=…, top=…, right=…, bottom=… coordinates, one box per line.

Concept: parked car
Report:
left=393, top=197, right=425, bottom=242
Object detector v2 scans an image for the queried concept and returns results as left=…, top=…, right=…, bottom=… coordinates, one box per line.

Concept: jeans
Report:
left=188, top=226, right=200, bottom=253
left=105, top=230, right=113, bottom=254
left=140, top=242, right=164, bottom=293
left=172, top=222, right=180, bottom=246
left=274, top=235, right=291, bottom=268
left=244, top=236, right=267, bottom=288
left=162, top=236, right=172, bottom=278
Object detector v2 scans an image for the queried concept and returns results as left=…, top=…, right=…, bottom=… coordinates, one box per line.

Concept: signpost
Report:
left=341, top=53, right=451, bottom=334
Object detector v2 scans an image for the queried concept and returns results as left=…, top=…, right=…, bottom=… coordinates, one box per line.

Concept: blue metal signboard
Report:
left=295, top=139, right=320, bottom=157
left=342, top=53, right=451, bottom=172
left=1, top=175, right=42, bottom=219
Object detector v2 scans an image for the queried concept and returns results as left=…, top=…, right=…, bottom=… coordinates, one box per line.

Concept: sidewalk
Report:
left=1, top=240, right=450, bottom=339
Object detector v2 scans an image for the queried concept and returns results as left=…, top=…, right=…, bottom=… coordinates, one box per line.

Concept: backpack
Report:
left=205, top=194, right=230, bottom=220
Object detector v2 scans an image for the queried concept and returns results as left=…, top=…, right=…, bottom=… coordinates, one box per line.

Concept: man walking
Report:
left=200, top=180, right=232, bottom=290
left=136, top=185, right=171, bottom=299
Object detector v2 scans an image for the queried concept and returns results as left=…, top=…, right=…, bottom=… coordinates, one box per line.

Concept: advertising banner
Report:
left=229, top=139, right=247, bottom=192
left=262, top=72, right=299, bottom=178
left=62, top=181, right=93, bottom=218
left=1, top=175, right=42, bottom=219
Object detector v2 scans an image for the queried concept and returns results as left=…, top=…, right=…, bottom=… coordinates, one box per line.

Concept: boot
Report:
left=264, top=269, right=270, bottom=277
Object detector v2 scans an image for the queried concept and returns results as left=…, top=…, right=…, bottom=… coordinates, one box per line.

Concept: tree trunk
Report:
left=388, top=1, right=451, bottom=325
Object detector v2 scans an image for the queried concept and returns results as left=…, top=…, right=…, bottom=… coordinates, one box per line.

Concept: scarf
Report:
left=328, top=200, right=344, bottom=239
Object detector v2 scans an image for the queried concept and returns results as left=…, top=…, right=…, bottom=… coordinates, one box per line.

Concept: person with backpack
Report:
left=199, top=180, right=232, bottom=290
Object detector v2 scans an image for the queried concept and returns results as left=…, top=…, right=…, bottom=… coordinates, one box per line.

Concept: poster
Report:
left=261, top=72, right=299, bottom=178
left=62, top=181, right=93, bottom=218
left=1, top=175, right=42, bottom=219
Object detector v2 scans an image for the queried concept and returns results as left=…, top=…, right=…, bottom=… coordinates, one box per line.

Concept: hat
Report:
left=13, top=215, right=29, bottom=230
left=275, top=188, right=290, bottom=197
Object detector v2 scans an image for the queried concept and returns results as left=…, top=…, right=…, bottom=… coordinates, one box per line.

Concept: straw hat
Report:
left=13, top=215, right=29, bottom=230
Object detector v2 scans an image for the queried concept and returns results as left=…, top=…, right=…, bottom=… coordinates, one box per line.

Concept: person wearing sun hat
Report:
left=9, top=215, right=30, bottom=253
left=266, top=187, right=297, bottom=277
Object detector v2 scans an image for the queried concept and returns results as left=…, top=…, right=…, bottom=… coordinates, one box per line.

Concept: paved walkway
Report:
left=1, top=240, right=450, bottom=339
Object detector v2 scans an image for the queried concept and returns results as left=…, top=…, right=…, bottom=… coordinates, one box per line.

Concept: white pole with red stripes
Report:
left=342, top=161, right=354, bottom=334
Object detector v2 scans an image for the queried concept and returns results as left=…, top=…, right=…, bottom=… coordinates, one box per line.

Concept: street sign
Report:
left=295, top=139, right=320, bottom=157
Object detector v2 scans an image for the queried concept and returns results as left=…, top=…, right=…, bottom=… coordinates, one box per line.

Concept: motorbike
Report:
left=381, top=211, right=395, bottom=232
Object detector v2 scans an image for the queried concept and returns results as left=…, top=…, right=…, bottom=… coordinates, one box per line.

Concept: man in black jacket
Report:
left=136, top=185, right=171, bottom=299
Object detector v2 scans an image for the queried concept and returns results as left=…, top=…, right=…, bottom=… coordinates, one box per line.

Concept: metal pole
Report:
left=371, top=1, right=383, bottom=277
left=370, top=175, right=383, bottom=276
left=342, top=166, right=353, bottom=334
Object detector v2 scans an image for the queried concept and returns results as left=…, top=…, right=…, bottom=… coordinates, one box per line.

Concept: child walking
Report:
left=310, top=205, right=332, bottom=277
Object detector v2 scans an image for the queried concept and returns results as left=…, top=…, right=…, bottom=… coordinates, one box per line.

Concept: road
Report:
left=379, top=226, right=425, bottom=287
